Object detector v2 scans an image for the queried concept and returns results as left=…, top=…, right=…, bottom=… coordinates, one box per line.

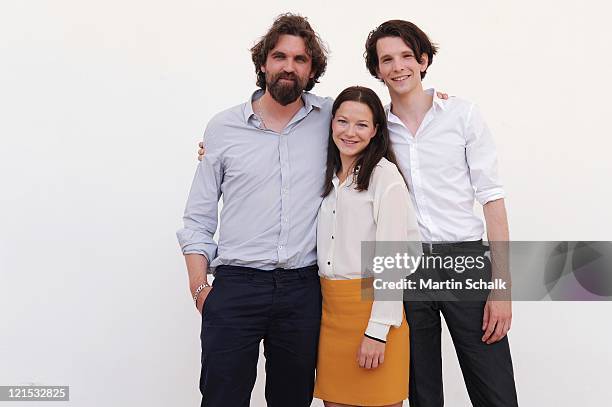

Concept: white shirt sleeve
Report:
left=365, top=180, right=422, bottom=341
left=465, top=103, right=505, bottom=205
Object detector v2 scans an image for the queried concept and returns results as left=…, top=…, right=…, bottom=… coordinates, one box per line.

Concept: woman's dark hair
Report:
left=364, top=20, right=438, bottom=81
left=322, top=86, right=401, bottom=197
left=250, top=13, right=328, bottom=92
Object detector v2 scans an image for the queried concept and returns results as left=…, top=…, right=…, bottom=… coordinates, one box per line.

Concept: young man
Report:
left=177, top=14, right=332, bottom=407
left=364, top=20, right=519, bottom=407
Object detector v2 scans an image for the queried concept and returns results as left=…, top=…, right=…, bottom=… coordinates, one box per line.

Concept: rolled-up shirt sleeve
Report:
left=176, top=125, right=224, bottom=263
left=366, top=181, right=422, bottom=341
left=465, top=103, right=505, bottom=205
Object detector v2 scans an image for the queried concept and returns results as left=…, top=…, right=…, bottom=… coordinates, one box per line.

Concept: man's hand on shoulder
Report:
left=436, top=91, right=449, bottom=100
left=198, top=141, right=206, bottom=161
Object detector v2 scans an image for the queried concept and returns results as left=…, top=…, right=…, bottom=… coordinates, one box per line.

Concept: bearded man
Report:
left=177, top=14, right=332, bottom=407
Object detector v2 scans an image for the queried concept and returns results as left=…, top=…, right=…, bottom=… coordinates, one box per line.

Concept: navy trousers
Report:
left=404, top=252, right=519, bottom=407
left=199, top=265, right=322, bottom=407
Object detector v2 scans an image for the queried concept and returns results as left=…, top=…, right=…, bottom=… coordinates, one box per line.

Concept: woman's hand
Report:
left=357, top=336, right=386, bottom=369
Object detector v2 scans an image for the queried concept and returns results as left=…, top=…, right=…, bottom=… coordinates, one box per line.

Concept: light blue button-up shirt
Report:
left=177, top=90, right=333, bottom=272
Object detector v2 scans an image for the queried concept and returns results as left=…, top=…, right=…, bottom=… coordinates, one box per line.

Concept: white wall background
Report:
left=1, top=0, right=611, bottom=406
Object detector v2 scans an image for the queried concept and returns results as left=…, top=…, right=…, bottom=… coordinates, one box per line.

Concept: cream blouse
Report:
left=317, top=157, right=422, bottom=340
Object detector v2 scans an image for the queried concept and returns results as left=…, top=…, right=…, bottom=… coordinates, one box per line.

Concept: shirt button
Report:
left=333, top=210, right=335, bottom=214
left=327, top=261, right=331, bottom=265
left=331, top=235, right=334, bottom=239
left=279, top=245, right=283, bottom=249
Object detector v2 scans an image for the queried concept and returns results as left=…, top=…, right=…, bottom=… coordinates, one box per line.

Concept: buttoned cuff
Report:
left=365, top=321, right=391, bottom=342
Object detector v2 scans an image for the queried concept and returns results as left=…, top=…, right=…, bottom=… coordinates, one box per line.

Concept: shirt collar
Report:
left=332, top=172, right=339, bottom=188
left=303, top=91, right=323, bottom=110
left=243, top=89, right=263, bottom=123
left=242, top=89, right=322, bottom=123
left=331, top=166, right=360, bottom=189
left=385, top=87, right=446, bottom=123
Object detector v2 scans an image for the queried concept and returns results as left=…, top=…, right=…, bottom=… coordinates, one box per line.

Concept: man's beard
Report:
left=266, top=72, right=308, bottom=106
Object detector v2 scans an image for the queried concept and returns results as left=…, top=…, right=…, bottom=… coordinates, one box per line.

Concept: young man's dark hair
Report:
left=251, top=13, right=328, bottom=92
left=364, top=20, right=438, bottom=81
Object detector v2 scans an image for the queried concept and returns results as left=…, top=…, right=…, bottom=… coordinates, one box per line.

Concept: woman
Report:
left=314, top=86, right=421, bottom=407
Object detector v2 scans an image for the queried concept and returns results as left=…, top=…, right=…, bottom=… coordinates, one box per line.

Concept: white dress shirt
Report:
left=387, top=89, right=505, bottom=243
left=317, top=158, right=422, bottom=341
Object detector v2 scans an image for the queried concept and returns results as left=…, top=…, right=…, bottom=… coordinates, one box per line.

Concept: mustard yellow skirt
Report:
left=314, top=277, right=409, bottom=406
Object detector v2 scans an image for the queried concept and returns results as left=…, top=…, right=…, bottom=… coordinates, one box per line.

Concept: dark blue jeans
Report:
left=200, top=265, right=322, bottom=407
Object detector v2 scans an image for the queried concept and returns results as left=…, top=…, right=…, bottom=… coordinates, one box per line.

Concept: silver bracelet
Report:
left=193, top=280, right=211, bottom=304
